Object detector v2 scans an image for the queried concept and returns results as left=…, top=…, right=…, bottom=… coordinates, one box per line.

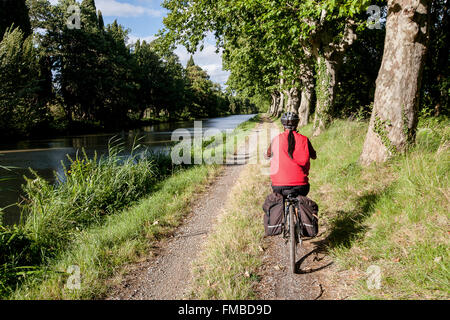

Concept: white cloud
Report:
left=127, top=30, right=230, bottom=87
left=126, top=35, right=229, bottom=86
left=48, top=0, right=163, bottom=17
left=127, top=34, right=157, bottom=45
left=95, top=0, right=163, bottom=17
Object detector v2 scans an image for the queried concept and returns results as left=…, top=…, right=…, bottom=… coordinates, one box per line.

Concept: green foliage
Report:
left=0, top=0, right=251, bottom=139
left=420, top=0, right=449, bottom=117
left=161, top=0, right=375, bottom=118
left=0, top=0, right=32, bottom=38
left=315, top=56, right=333, bottom=126
left=373, top=115, right=397, bottom=155
left=0, top=225, right=42, bottom=297
left=0, top=141, right=176, bottom=297
left=20, top=142, right=173, bottom=255
left=186, top=55, right=195, bottom=68
left=0, top=26, right=51, bottom=137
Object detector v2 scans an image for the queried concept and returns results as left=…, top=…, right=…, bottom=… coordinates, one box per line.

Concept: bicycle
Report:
left=281, top=191, right=303, bottom=274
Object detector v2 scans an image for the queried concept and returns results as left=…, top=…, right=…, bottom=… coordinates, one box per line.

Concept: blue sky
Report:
left=49, top=0, right=230, bottom=86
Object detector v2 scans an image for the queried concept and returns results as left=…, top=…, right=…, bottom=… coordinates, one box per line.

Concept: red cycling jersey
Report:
left=266, top=130, right=316, bottom=186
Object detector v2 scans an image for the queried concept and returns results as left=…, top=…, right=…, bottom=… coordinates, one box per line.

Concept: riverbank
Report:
left=0, top=114, right=257, bottom=227
left=0, top=112, right=245, bottom=145
left=1, top=114, right=260, bottom=299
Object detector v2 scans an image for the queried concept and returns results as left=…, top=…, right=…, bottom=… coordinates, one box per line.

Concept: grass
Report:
left=189, top=115, right=449, bottom=300
left=189, top=163, right=271, bottom=299
left=303, top=117, right=449, bottom=299
left=1, top=114, right=260, bottom=299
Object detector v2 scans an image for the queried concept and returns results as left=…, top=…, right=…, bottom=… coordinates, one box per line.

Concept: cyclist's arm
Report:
left=308, top=139, right=317, bottom=160
left=264, top=143, right=272, bottom=159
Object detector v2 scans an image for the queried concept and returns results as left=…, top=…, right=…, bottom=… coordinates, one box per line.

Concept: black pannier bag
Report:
left=295, top=195, right=319, bottom=237
left=262, top=192, right=284, bottom=236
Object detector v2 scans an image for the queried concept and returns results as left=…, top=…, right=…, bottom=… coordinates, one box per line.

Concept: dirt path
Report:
left=106, top=120, right=264, bottom=300
left=256, top=235, right=335, bottom=299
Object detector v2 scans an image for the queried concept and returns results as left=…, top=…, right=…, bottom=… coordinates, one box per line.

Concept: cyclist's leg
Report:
left=271, top=185, right=285, bottom=194
left=292, top=184, right=310, bottom=196
left=272, top=184, right=310, bottom=196
left=272, top=185, right=298, bottom=195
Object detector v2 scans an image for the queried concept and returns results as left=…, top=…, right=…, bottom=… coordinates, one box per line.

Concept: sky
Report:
left=49, top=0, right=230, bottom=87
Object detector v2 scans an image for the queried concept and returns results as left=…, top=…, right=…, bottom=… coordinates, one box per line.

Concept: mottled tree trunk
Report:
left=310, top=17, right=356, bottom=136
left=285, top=87, right=300, bottom=113
left=276, top=91, right=285, bottom=116
left=295, top=54, right=315, bottom=127
left=269, top=91, right=278, bottom=115
left=360, top=0, right=430, bottom=165
left=299, top=87, right=312, bottom=127
left=313, top=55, right=339, bottom=136
left=433, top=0, right=449, bottom=116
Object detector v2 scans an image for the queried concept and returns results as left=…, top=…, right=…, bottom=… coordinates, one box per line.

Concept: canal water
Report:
left=0, top=114, right=256, bottom=225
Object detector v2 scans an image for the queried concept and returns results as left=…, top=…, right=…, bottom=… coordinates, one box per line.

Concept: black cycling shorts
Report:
left=271, top=184, right=310, bottom=197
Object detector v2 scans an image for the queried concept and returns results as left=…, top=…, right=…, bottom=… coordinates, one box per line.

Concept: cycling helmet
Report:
left=281, top=112, right=299, bottom=130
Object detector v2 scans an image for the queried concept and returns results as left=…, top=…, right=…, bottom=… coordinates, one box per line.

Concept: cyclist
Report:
left=265, top=112, right=316, bottom=197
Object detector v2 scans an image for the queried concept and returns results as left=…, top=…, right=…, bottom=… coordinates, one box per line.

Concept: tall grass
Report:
left=1, top=139, right=176, bottom=297
left=11, top=164, right=222, bottom=299
left=20, top=144, right=171, bottom=256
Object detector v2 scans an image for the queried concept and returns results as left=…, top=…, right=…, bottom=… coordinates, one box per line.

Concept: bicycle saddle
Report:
left=282, top=189, right=299, bottom=198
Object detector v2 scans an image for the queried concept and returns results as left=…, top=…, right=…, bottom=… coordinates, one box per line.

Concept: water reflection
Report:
left=0, top=114, right=255, bottom=225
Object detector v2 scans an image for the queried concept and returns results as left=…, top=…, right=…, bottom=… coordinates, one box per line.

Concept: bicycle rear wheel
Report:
left=289, top=204, right=296, bottom=273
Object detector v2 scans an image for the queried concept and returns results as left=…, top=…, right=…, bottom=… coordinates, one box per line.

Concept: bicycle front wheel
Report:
left=289, top=204, right=296, bottom=274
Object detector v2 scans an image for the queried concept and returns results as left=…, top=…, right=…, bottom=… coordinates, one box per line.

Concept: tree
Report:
left=0, top=27, right=47, bottom=136
left=98, top=10, right=105, bottom=30
left=185, top=63, right=214, bottom=117
left=420, top=0, right=449, bottom=116
left=186, top=55, right=195, bottom=68
left=360, top=0, right=431, bottom=165
left=160, top=0, right=375, bottom=132
left=334, top=18, right=386, bottom=120
left=98, top=20, right=138, bottom=127
left=0, top=0, right=32, bottom=38
left=222, top=36, right=275, bottom=113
